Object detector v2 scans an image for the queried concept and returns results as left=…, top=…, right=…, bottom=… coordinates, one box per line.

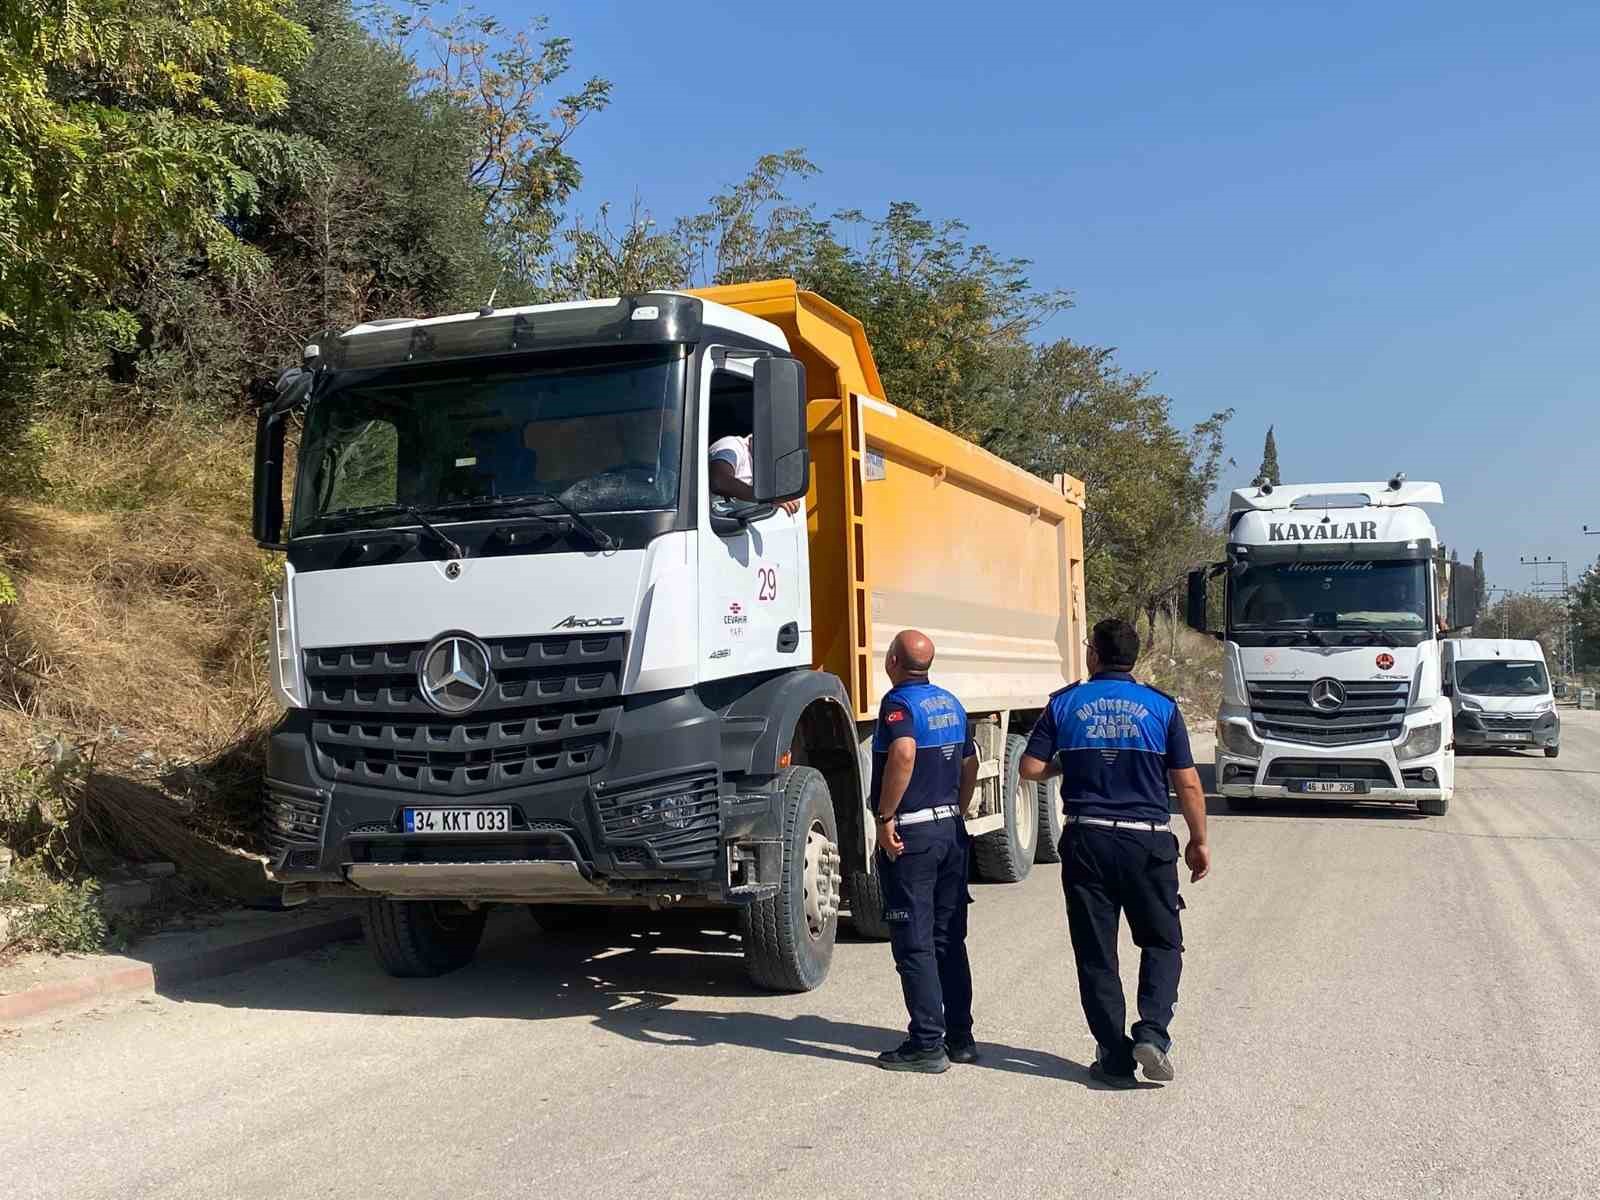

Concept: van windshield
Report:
left=1455, top=659, right=1549, bottom=697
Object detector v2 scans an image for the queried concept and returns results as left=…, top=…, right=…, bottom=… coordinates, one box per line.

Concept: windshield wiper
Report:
left=310, top=503, right=464, bottom=559
left=403, top=505, right=466, bottom=560
left=431, top=493, right=620, bottom=551
left=1334, top=630, right=1401, bottom=647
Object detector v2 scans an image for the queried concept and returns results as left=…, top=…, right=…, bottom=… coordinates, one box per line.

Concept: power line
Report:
left=1518, top=556, right=1574, bottom=677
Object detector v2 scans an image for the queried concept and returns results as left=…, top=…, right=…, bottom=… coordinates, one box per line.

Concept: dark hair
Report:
left=1092, top=618, right=1140, bottom=670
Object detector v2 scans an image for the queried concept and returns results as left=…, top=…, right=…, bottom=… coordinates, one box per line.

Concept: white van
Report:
left=1442, top=638, right=1560, bottom=758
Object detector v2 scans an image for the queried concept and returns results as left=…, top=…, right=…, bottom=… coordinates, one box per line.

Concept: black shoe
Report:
left=1090, top=1046, right=1138, bottom=1089
left=877, top=1042, right=951, bottom=1074
left=945, top=1037, right=980, bottom=1065
left=1133, top=1041, right=1175, bottom=1082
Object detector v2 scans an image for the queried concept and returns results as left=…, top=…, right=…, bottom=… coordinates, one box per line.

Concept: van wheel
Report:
left=361, top=899, right=487, bottom=978
left=974, top=734, right=1037, bottom=883
left=847, top=868, right=891, bottom=940
left=1544, top=746, right=1560, bottom=759
left=740, top=766, right=839, bottom=991
left=1034, top=775, right=1063, bottom=863
left=1418, top=795, right=1449, bottom=816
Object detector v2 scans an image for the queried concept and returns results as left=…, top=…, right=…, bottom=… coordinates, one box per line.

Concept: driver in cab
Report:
left=709, top=433, right=800, bottom=515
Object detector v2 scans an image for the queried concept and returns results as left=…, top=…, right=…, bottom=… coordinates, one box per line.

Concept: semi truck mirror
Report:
left=1186, top=569, right=1210, bottom=635
left=253, top=407, right=288, bottom=550
left=751, top=357, right=809, bottom=504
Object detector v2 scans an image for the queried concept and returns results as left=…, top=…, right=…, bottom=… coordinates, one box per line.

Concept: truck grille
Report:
left=302, top=633, right=626, bottom=796
left=302, top=634, right=625, bottom=717
left=310, top=706, right=618, bottom=796
left=593, top=769, right=720, bottom=871
left=1247, top=679, right=1409, bottom=746
left=1473, top=713, right=1542, bottom=731
left=1264, top=759, right=1396, bottom=785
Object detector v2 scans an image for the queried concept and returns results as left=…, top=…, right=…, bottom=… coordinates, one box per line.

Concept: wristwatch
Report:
left=875, top=812, right=896, bottom=824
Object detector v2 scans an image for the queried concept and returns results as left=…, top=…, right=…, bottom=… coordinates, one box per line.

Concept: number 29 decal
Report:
left=757, top=567, right=778, bottom=601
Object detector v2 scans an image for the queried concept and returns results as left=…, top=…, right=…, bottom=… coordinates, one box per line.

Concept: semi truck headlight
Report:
left=1217, top=720, right=1262, bottom=760
left=1396, top=723, right=1442, bottom=760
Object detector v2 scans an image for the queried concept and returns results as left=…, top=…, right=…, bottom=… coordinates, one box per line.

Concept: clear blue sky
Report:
left=495, top=0, right=1600, bottom=592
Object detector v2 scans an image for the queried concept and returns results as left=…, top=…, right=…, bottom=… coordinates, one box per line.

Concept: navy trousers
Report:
left=878, top=822, right=974, bottom=1050
left=1061, top=825, right=1185, bottom=1074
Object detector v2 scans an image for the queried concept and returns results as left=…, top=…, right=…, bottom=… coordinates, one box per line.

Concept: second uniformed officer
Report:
left=872, top=630, right=980, bottom=1074
left=1020, top=618, right=1211, bottom=1087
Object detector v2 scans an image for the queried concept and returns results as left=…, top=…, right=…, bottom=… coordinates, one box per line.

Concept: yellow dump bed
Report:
left=692, top=280, right=1087, bottom=720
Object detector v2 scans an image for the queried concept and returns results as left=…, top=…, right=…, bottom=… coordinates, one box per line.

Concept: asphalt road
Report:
left=4, top=715, right=1598, bottom=1200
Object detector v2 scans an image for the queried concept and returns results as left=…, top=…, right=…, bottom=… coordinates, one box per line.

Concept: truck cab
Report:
left=1442, top=638, right=1560, bottom=758
left=1188, top=477, right=1477, bottom=816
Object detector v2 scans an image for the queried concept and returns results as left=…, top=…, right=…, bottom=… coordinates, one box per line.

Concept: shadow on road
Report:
left=159, top=909, right=1110, bottom=1085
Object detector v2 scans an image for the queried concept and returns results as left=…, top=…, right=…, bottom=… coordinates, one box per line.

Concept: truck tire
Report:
left=1034, top=775, right=1064, bottom=864
left=1227, top=794, right=1258, bottom=813
left=740, top=766, right=840, bottom=992
left=974, top=734, right=1037, bottom=884
left=847, top=867, right=892, bottom=940
left=361, top=899, right=487, bottom=978
left=1545, top=746, right=1560, bottom=759
left=528, top=904, right=613, bottom=935
left=1418, top=794, right=1449, bottom=816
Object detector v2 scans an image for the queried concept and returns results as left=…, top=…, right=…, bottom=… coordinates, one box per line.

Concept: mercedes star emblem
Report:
left=419, top=633, right=492, bottom=714
left=1309, top=677, right=1347, bottom=712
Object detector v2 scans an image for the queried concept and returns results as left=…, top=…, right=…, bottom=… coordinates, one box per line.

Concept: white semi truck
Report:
left=252, top=281, right=1087, bottom=991
left=1187, top=476, right=1477, bottom=816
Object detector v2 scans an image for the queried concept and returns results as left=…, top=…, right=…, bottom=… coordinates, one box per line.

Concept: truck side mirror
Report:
left=751, top=357, right=809, bottom=505
left=1186, top=569, right=1210, bottom=635
left=253, top=367, right=312, bottom=550
left=253, top=407, right=288, bottom=549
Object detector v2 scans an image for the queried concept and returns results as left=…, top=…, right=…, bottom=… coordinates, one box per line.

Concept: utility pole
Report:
left=1484, top=585, right=1516, bottom=637
left=1519, top=556, right=1574, bottom=678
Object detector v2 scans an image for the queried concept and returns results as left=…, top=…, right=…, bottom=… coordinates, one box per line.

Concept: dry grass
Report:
left=0, top=415, right=281, bottom=877
left=1136, top=615, right=1225, bottom=725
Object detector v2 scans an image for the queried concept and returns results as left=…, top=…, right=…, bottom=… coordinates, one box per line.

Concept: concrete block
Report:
left=97, top=880, right=154, bottom=914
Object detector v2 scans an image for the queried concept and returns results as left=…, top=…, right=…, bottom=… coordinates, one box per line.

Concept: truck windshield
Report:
left=1230, top=560, right=1429, bottom=634
left=1455, top=659, right=1549, bottom=697
left=293, top=349, right=685, bottom=534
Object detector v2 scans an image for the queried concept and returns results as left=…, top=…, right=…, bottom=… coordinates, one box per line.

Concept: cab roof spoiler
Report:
left=1229, top=478, right=1443, bottom=513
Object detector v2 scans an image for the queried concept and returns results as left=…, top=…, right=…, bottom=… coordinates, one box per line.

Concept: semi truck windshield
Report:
left=1230, top=560, right=1428, bottom=632
left=293, top=350, right=685, bottom=534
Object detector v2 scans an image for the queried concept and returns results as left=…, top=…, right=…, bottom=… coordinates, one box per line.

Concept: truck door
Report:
left=698, top=353, right=806, bottom=682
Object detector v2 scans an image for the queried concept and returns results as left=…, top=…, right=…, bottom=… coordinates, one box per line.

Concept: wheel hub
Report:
left=802, top=822, right=842, bottom=939
left=1013, top=776, right=1036, bottom=852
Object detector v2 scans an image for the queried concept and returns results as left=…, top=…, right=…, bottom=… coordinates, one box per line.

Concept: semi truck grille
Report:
left=302, top=633, right=625, bottom=717
left=310, top=705, right=619, bottom=796
left=1247, top=679, right=1410, bottom=747
left=593, top=770, right=720, bottom=871
left=264, top=782, right=327, bottom=858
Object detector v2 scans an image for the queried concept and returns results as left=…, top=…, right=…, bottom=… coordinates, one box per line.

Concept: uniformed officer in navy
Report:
left=1020, top=617, right=1211, bottom=1087
left=871, top=629, right=980, bottom=1074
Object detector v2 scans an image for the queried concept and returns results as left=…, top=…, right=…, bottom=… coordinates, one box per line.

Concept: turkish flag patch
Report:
left=886, top=709, right=905, bottom=723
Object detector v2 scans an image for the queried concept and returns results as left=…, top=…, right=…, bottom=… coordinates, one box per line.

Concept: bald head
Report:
left=886, top=629, right=935, bottom=684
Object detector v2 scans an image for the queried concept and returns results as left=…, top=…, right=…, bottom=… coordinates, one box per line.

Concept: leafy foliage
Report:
left=1571, top=558, right=1600, bottom=671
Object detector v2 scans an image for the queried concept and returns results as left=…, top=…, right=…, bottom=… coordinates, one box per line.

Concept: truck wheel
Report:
left=1034, top=775, right=1064, bottom=864
left=974, top=734, right=1037, bottom=883
left=847, top=868, right=892, bottom=940
left=528, top=904, right=613, bottom=935
left=740, top=766, right=840, bottom=992
left=361, top=899, right=487, bottom=978
left=1544, top=746, right=1560, bottom=759
left=1418, top=795, right=1449, bottom=816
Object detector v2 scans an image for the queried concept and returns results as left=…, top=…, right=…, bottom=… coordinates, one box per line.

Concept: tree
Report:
left=1252, top=425, right=1280, bottom=488
left=1475, top=593, right=1566, bottom=659
left=1572, top=558, right=1600, bottom=670
left=1473, top=549, right=1487, bottom=617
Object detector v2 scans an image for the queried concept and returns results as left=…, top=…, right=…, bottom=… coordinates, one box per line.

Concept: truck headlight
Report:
left=1217, top=720, right=1262, bottom=760
left=1396, top=723, right=1442, bottom=760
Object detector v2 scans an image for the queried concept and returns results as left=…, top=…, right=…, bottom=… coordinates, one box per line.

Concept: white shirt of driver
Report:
left=708, top=435, right=753, bottom=485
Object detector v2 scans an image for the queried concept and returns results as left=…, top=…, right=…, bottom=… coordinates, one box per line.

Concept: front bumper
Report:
left=1453, top=710, right=1559, bottom=750
left=262, top=689, right=783, bottom=902
left=1215, top=715, right=1450, bottom=803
